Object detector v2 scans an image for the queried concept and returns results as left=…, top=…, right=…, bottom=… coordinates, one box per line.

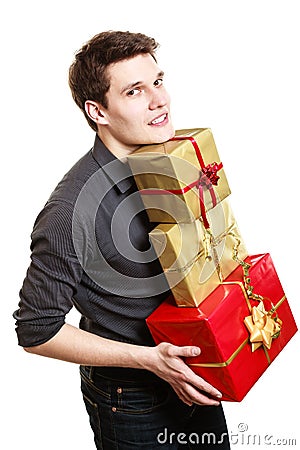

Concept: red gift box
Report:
left=147, top=254, right=297, bottom=401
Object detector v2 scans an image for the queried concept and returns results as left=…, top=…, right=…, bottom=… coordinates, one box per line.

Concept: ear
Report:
left=84, top=100, right=109, bottom=126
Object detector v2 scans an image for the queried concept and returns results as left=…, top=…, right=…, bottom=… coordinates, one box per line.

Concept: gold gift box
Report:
left=127, top=128, right=231, bottom=223
left=149, top=199, right=248, bottom=307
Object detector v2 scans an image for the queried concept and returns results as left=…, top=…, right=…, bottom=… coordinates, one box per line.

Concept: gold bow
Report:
left=244, top=301, right=282, bottom=352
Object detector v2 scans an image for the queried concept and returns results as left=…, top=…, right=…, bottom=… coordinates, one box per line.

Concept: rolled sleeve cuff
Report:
left=14, top=316, right=66, bottom=347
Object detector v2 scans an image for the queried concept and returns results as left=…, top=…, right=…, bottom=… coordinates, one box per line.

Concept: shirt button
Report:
left=112, top=407, right=117, bottom=412
left=117, top=387, right=122, bottom=394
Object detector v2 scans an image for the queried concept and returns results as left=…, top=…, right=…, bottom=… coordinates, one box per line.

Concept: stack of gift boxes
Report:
left=127, top=128, right=297, bottom=401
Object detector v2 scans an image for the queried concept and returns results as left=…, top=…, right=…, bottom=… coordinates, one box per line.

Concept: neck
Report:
left=97, top=130, right=138, bottom=159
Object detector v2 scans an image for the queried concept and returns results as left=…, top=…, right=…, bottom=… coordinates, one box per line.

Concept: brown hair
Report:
left=69, top=31, right=159, bottom=131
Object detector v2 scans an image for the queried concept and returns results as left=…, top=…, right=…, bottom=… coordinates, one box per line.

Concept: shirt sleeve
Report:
left=13, top=200, right=83, bottom=347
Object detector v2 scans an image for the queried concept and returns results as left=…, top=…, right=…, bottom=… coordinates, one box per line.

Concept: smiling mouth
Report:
left=149, top=113, right=168, bottom=126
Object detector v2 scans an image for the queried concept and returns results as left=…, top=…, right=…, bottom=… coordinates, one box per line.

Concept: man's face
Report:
left=99, top=53, right=174, bottom=155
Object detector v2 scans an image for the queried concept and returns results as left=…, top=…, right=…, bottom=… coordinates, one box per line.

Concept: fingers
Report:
left=171, top=385, right=193, bottom=406
left=161, top=343, right=223, bottom=402
left=171, top=382, right=220, bottom=406
left=181, top=361, right=222, bottom=402
left=185, top=379, right=221, bottom=405
left=153, top=343, right=222, bottom=405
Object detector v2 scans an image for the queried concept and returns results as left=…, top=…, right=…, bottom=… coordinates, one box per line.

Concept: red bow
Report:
left=199, top=162, right=223, bottom=188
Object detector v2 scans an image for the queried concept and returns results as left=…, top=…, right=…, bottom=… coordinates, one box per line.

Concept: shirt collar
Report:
left=92, top=134, right=135, bottom=194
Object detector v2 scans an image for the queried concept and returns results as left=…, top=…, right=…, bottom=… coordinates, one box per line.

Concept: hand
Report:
left=147, top=342, right=222, bottom=406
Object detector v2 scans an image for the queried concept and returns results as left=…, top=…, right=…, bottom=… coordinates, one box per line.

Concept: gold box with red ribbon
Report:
left=146, top=253, right=297, bottom=401
left=127, top=128, right=231, bottom=226
left=149, top=199, right=248, bottom=307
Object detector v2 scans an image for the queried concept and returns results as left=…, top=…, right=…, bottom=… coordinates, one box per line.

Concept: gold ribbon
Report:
left=231, top=244, right=283, bottom=352
left=165, top=223, right=239, bottom=283
left=203, top=225, right=245, bottom=282
left=203, top=227, right=223, bottom=280
left=190, top=339, right=249, bottom=368
left=164, top=226, right=222, bottom=277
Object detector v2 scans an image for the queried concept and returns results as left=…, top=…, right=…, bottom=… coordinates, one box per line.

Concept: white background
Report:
left=1, top=0, right=299, bottom=448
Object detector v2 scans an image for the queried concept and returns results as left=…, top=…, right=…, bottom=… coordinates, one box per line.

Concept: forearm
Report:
left=24, top=323, right=152, bottom=369
left=24, top=323, right=222, bottom=406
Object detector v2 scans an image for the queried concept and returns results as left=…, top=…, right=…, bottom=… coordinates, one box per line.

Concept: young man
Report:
left=14, top=31, right=231, bottom=449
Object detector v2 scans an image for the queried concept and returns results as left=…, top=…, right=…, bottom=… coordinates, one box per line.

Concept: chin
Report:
left=151, top=126, right=175, bottom=144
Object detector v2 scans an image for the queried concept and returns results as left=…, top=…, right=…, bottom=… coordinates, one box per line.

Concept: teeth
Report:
left=151, top=114, right=166, bottom=125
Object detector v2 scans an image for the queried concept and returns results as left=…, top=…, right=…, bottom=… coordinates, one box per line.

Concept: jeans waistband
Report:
left=81, top=365, right=162, bottom=383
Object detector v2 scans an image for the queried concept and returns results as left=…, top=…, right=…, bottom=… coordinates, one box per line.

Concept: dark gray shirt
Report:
left=14, top=135, right=170, bottom=348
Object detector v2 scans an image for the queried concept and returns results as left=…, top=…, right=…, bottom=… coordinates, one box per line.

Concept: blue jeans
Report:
left=80, top=366, right=231, bottom=449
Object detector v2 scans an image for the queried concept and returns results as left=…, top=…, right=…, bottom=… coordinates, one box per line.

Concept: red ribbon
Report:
left=140, top=135, right=223, bottom=228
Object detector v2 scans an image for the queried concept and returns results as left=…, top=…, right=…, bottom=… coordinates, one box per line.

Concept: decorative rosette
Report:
left=244, top=301, right=282, bottom=352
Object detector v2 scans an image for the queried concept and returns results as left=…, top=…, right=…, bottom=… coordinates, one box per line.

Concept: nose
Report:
left=148, top=87, right=169, bottom=110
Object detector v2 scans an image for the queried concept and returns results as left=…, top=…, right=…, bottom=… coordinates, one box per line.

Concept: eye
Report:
left=154, top=78, right=163, bottom=87
left=126, top=88, right=141, bottom=97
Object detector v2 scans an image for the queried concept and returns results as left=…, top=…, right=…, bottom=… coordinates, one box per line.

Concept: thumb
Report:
left=173, top=345, right=201, bottom=358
